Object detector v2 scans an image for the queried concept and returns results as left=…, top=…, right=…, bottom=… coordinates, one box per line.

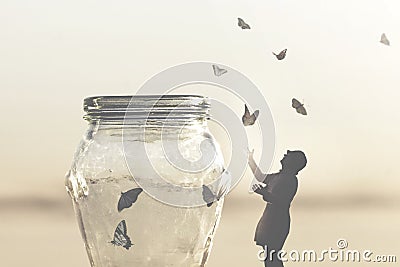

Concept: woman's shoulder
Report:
left=263, top=172, right=280, bottom=183
left=280, top=172, right=298, bottom=185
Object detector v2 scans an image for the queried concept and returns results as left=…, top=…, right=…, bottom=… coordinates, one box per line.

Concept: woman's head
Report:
left=280, top=150, right=307, bottom=174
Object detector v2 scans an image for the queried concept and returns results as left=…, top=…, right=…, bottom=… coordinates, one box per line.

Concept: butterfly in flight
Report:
left=273, top=49, right=287, bottom=60
left=380, top=33, right=390, bottom=46
left=212, top=64, right=228, bottom=77
left=117, top=188, right=143, bottom=212
left=110, top=220, right=132, bottom=250
left=202, top=171, right=231, bottom=207
left=292, top=98, right=307, bottom=115
left=242, top=104, right=259, bottom=126
left=238, top=18, right=251, bottom=29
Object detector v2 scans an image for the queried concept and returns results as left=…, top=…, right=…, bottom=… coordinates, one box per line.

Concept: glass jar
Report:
left=65, top=95, right=229, bottom=267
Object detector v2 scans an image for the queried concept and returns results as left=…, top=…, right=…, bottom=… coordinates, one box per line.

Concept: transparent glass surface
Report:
left=65, top=96, right=227, bottom=267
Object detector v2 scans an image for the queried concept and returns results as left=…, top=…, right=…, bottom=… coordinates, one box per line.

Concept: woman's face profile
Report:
left=280, top=150, right=292, bottom=166
left=281, top=150, right=307, bottom=173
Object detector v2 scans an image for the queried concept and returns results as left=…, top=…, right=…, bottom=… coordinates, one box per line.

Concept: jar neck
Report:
left=83, top=95, right=210, bottom=128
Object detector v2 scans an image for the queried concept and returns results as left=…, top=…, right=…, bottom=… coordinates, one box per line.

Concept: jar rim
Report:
left=83, top=95, right=210, bottom=125
left=84, top=95, right=207, bottom=109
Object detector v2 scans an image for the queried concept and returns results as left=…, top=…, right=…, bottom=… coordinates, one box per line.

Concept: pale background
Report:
left=0, top=0, right=399, bottom=266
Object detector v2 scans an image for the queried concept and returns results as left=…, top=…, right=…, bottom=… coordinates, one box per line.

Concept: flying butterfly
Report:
left=273, top=49, right=287, bottom=60
left=117, top=188, right=143, bottom=212
left=380, top=33, right=390, bottom=46
left=242, top=104, right=259, bottom=126
left=238, top=18, right=251, bottom=30
left=212, top=64, right=228, bottom=77
left=292, top=98, right=307, bottom=115
left=110, top=220, right=133, bottom=250
left=202, top=171, right=231, bottom=207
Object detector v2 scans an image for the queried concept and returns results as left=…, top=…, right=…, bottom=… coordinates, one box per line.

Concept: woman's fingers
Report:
left=252, top=184, right=261, bottom=191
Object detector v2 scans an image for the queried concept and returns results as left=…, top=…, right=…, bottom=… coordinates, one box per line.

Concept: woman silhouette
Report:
left=248, top=150, right=307, bottom=267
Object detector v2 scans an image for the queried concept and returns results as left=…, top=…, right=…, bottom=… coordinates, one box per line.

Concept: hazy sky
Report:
left=1, top=0, right=399, bottom=198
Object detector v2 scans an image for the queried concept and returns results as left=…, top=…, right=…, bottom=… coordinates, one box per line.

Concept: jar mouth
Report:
left=83, top=95, right=210, bottom=125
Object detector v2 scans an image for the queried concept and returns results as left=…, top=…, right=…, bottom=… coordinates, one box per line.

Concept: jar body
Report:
left=66, top=117, right=226, bottom=266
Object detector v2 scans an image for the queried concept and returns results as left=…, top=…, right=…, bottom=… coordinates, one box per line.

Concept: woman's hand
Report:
left=248, top=148, right=267, bottom=182
left=252, top=184, right=264, bottom=194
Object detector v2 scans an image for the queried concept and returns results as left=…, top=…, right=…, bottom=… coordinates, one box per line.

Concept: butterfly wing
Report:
left=273, top=49, right=286, bottom=60
left=118, top=188, right=143, bottom=212
left=123, top=188, right=143, bottom=204
left=292, top=98, right=302, bottom=109
left=112, top=220, right=132, bottom=250
left=248, top=110, right=260, bottom=125
left=238, top=18, right=250, bottom=29
left=244, top=104, right=250, bottom=117
left=212, top=65, right=227, bottom=77
left=292, top=98, right=307, bottom=115
left=202, top=185, right=216, bottom=207
left=242, top=104, right=249, bottom=125
left=243, top=105, right=259, bottom=126
left=380, top=33, right=390, bottom=46
left=238, top=18, right=244, bottom=27
left=296, top=106, right=307, bottom=115
left=212, top=65, right=218, bottom=76
left=277, top=49, right=287, bottom=60
left=117, top=195, right=131, bottom=212
left=254, top=110, right=260, bottom=119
